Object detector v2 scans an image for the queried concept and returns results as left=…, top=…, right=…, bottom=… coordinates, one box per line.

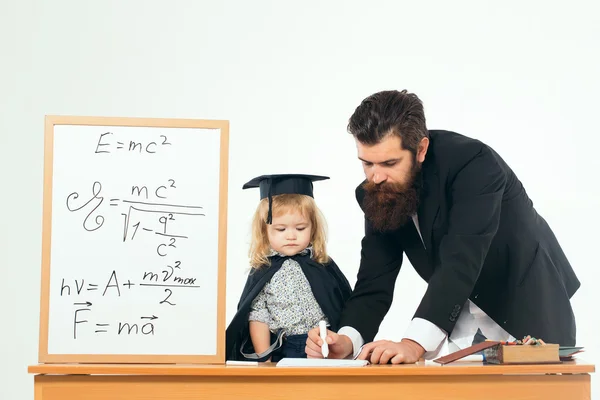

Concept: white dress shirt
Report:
left=338, top=214, right=515, bottom=359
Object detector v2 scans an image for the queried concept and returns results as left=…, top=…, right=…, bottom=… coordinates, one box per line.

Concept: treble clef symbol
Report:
left=66, top=181, right=105, bottom=231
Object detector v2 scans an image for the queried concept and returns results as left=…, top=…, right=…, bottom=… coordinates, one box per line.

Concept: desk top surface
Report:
left=28, top=359, right=595, bottom=377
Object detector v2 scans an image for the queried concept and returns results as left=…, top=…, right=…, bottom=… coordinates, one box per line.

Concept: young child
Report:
left=225, top=174, right=353, bottom=362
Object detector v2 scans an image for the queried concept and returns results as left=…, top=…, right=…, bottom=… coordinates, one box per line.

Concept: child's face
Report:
left=266, top=210, right=312, bottom=256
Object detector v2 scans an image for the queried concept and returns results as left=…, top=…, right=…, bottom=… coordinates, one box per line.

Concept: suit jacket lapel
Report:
left=417, top=156, right=440, bottom=258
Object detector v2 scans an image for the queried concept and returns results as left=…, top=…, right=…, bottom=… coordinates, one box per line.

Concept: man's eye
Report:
left=385, top=162, right=397, bottom=167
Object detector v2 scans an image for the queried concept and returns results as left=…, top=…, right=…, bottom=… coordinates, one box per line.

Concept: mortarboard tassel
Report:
left=266, top=178, right=273, bottom=224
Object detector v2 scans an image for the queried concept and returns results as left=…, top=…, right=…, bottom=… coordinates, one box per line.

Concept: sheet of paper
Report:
left=276, top=358, right=369, bottom=367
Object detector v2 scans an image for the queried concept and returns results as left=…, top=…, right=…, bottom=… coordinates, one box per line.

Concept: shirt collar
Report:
left=268, top=245, right=313, bottom=258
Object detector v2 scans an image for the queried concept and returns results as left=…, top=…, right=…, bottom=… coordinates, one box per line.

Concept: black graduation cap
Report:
left=242, top=174, right=330, bottom=224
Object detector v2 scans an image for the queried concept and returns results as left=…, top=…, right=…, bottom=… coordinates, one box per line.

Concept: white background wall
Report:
left=1, top=0, right=598, bottom=398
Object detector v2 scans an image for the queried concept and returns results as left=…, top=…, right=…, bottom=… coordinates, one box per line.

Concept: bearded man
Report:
left=305, top=89, right=581, bottom=364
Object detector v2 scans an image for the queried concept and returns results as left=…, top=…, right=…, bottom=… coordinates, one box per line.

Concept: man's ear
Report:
left=416, top=137, right=429, bottom=163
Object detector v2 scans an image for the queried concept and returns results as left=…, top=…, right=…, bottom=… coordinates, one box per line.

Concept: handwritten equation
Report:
left=95, top=131, right=172, bottom=154
left=73, top=303, right=159, bottom=339
left=61, top=268, right=199, bottom=339
left=65, top=178, right=204, bottom=247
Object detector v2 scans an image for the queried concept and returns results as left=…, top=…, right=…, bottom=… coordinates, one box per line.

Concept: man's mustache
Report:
left=363, top=180, right=409, bottom=193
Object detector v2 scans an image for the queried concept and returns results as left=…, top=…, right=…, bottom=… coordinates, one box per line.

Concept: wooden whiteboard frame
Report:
left=38, top=115, right=229, bottom=364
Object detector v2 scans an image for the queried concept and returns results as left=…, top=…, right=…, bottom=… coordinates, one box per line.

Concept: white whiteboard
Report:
left=38, top=116, right=229, bottom=363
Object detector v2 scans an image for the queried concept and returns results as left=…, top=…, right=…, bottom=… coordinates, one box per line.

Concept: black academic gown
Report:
left=225, top=252, right=353, bottom=361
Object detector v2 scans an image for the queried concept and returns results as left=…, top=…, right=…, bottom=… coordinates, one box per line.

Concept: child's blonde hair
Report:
left=249, top=193, right=329, bottom=268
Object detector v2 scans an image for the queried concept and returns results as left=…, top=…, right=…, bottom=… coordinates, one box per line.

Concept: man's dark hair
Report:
left=347, top=89, right=429, bottom=155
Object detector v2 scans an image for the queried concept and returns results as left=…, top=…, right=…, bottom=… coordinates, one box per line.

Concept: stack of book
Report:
left=433, top=335, right=584, bottom=365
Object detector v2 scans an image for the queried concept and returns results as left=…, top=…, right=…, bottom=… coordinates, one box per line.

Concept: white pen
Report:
left=319, top=320, right=329, bottom=358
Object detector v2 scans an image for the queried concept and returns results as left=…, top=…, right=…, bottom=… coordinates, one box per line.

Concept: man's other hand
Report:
left=356, top=339, right=425, bottom=364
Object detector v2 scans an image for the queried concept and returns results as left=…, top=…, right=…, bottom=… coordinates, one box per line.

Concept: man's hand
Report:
left=305, top=327, right=353, bottom=359
left=356, top=339, right=425, bottom=364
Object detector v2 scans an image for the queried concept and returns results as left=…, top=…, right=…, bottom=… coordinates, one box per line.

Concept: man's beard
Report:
left=362, top=163, right=422, bottom=232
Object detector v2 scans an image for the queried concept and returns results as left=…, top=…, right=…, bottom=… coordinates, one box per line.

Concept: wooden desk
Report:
left=28, top=360, right=594, bottom=400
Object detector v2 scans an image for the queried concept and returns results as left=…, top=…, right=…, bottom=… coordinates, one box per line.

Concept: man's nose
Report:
left=372, top=167, right=387, bottom=184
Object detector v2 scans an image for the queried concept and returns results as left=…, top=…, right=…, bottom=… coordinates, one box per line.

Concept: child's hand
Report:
left=305, top=327, right=353, bottom=359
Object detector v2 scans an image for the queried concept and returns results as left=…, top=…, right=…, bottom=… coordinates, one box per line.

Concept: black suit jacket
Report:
left=339, top=130, right=580, bottom=346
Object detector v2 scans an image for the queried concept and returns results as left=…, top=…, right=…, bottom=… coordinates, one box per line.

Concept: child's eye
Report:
left=276, top=228, right=285, bottom=232
left=297, top=227, right=306, bottom=231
